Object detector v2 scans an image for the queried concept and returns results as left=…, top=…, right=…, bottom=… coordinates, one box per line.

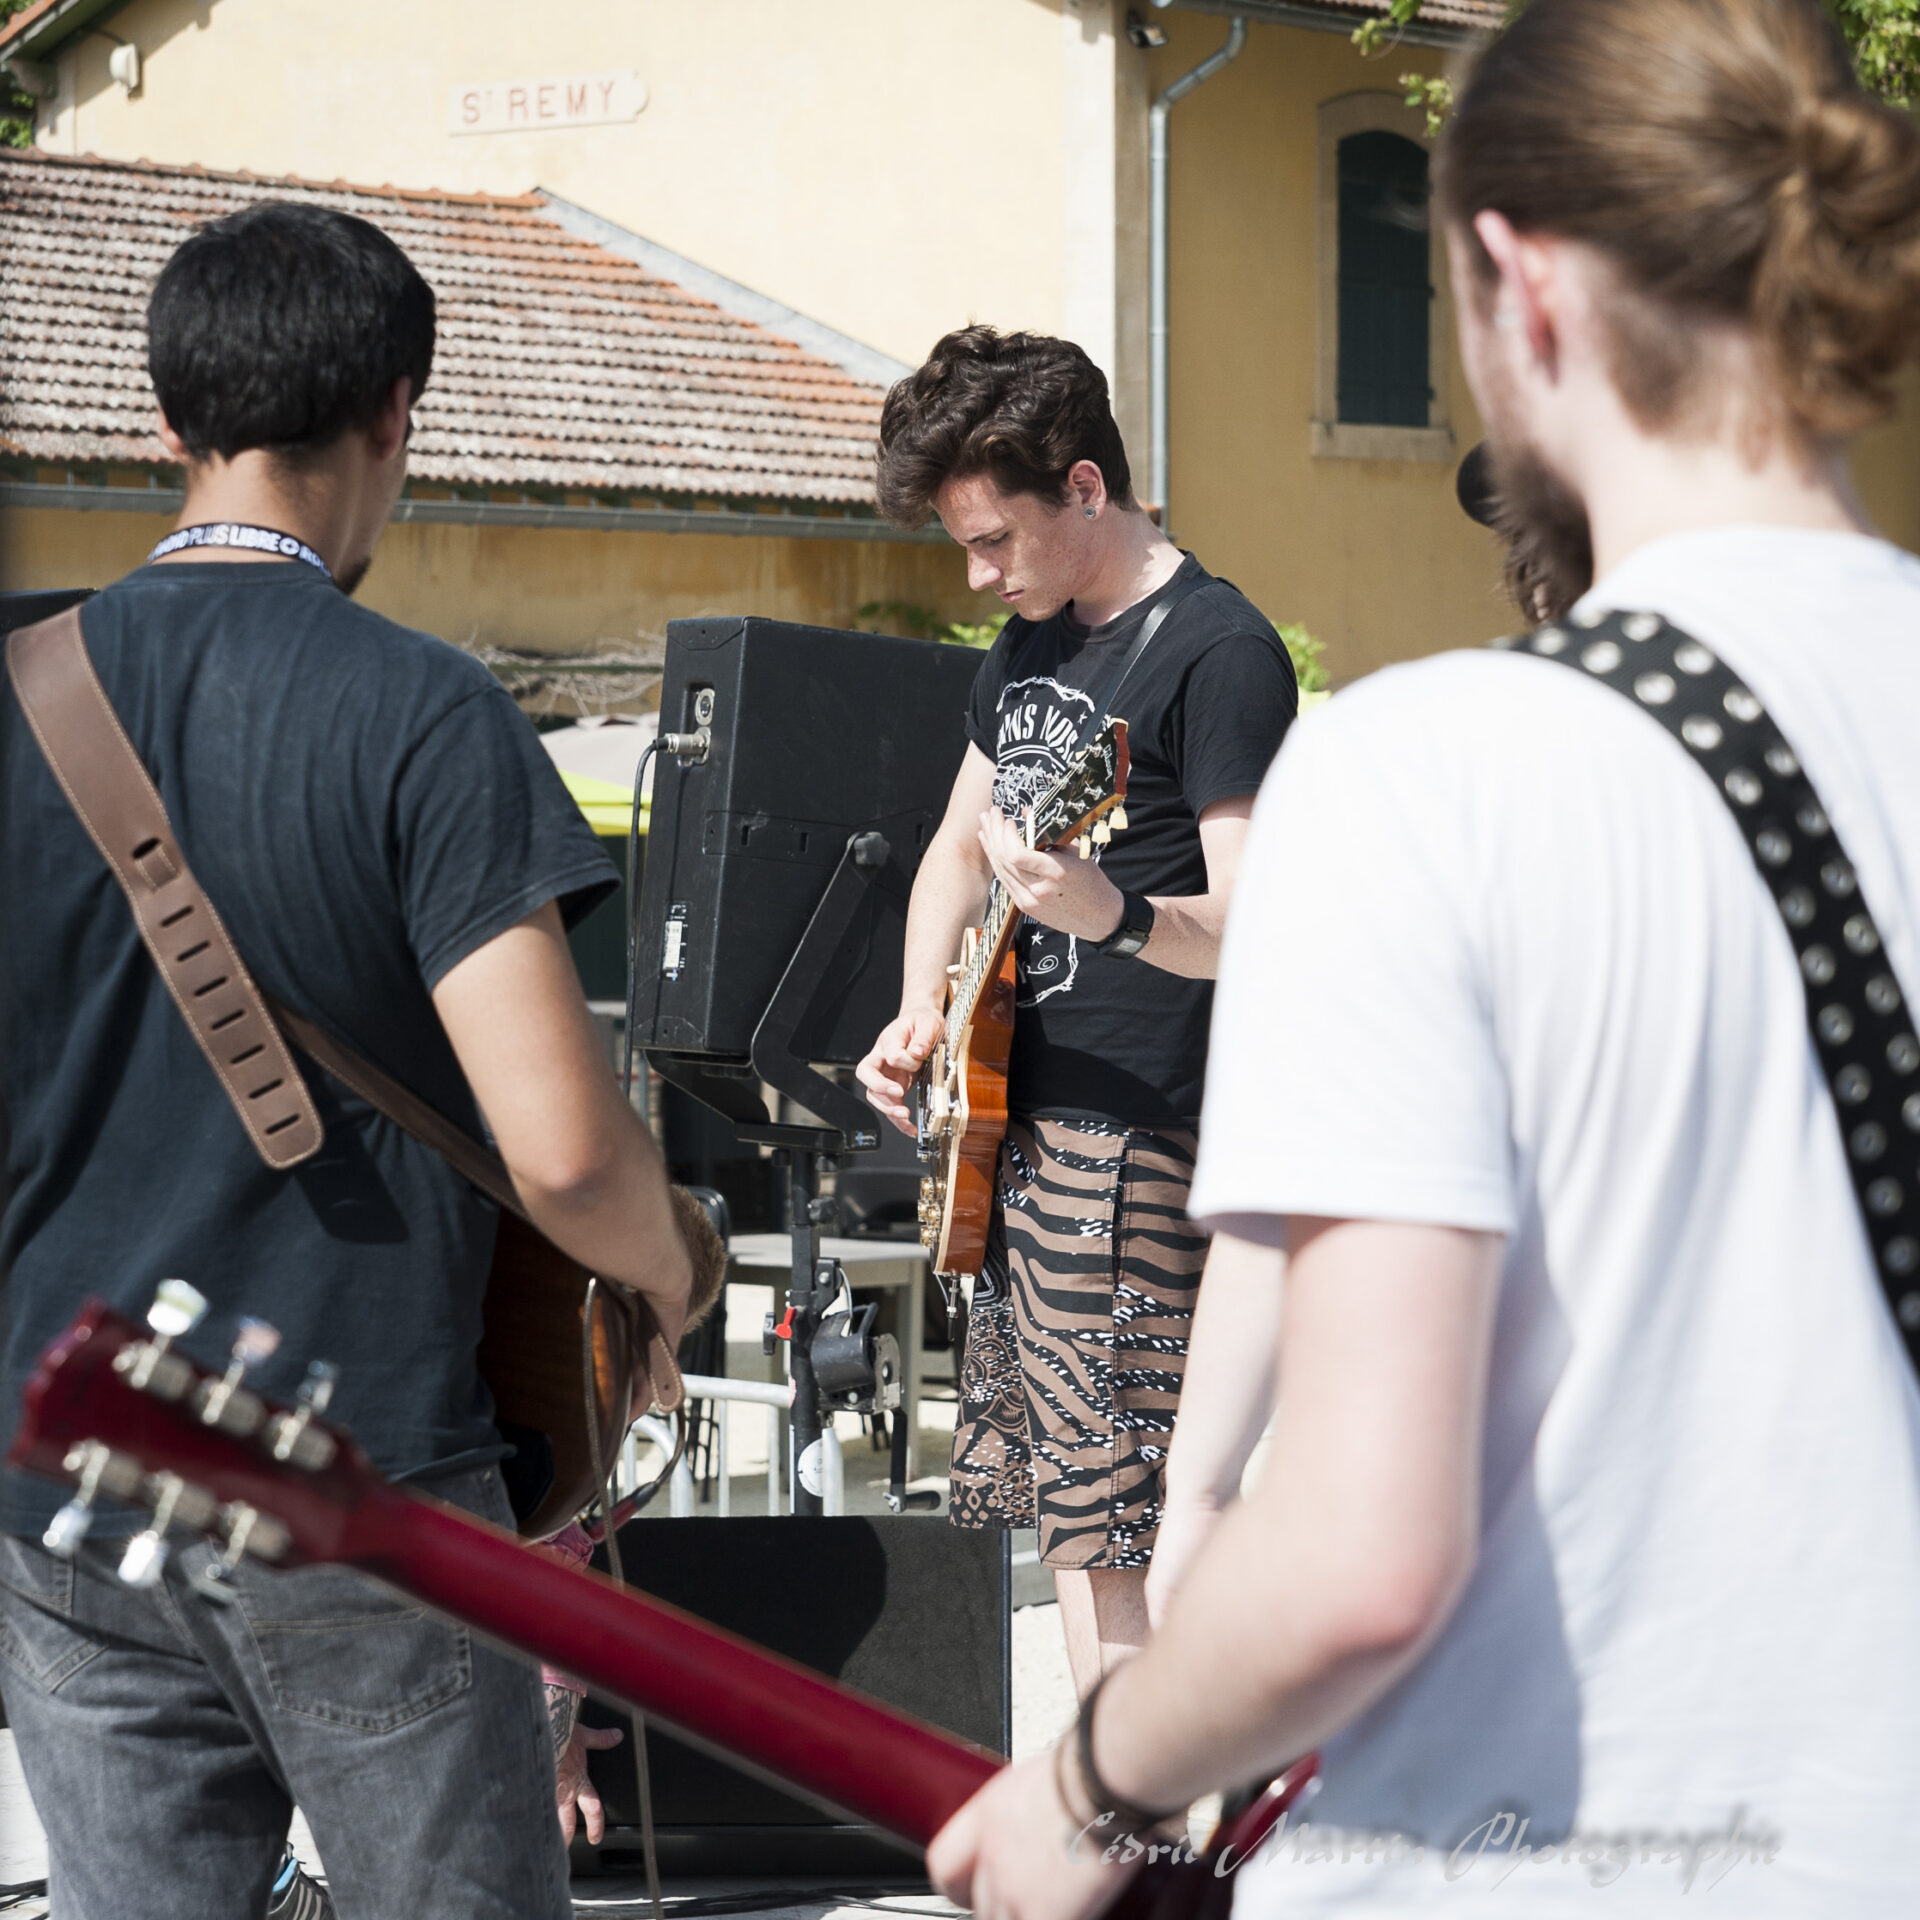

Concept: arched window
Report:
left=1336, top=131, right=1432, bottom=428
left=1313, top=93, right=1453, bottom=464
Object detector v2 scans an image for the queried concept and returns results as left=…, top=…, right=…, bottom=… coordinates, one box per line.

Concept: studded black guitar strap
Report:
left=1501, top=608, right=1920, bottom=1378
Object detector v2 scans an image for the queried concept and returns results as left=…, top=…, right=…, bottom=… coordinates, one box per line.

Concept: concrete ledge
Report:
left=0, top=483, right=943, bottom=544
left=1310, top=420, right=1458, bottom=464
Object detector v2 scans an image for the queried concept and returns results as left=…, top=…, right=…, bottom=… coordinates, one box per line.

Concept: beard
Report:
left=1469, top=333, right=1596, bottom=625
left=1484, top=433, right=1594, bottom=628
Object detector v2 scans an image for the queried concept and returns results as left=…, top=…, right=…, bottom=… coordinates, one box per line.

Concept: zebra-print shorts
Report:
left=948, top=1114, right=1206, bottom=1570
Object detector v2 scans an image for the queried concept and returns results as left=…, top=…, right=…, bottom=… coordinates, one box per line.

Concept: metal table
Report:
left=724, top=1233, right=931, bottom=1481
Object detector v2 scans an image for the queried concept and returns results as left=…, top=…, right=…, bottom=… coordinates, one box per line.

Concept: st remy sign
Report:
left=447, top=71, right=648, bottom=136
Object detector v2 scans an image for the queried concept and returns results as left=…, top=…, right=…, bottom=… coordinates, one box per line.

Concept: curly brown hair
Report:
left=875, top=325, right=1134, bottom=529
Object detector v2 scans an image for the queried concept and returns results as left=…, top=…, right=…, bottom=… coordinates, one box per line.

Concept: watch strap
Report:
left=1094, top=889, right=1155, bottom=958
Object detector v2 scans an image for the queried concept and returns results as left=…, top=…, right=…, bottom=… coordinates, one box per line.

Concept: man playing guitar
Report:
left=856, top=327, right=1296, bottom=1695
left=0, top=202, right=691, bottom=1919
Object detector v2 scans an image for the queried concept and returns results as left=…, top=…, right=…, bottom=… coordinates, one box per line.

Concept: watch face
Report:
left=1101, top=893, right=1153, bottom=956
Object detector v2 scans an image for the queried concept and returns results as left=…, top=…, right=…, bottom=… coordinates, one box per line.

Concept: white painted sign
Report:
left=447, top=71, right=646, bottom=137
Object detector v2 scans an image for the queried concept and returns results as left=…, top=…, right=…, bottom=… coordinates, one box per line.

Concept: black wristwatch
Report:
left=1091, top=889, right=1155, bottom=959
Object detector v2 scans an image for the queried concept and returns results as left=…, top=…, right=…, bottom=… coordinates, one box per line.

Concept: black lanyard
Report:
left=1066, top=561, right=1206, bottom=759
left=146, top=524, right=333, bottom=581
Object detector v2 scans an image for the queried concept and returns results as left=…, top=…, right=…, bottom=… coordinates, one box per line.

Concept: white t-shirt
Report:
left=1191, top=527, right=1920, bottom=1917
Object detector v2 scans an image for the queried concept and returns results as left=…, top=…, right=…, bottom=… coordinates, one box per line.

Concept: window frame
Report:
left=1313, top=91, right=1456, bottom=464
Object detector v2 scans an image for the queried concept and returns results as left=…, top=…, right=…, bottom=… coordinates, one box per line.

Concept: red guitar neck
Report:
left=12, top=1301, right=1320, bottom=1919
left=349, top=1485, right=998, bottom=1845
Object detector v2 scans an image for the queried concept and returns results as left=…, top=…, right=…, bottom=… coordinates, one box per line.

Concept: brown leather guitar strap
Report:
left=6, top=609, right=324, bottom=1171
left=5, top=608, right=682, bottom=1409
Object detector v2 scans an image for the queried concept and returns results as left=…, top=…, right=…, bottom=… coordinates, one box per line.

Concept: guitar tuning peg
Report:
left=42, top=1499, right=95, bottom=1559
left=148, top=1278, right=208, bottom=1341
left=149, top=1277, right=209, bottom=1340
left=119, top=1279, right=209, bottom=1399
left=233, top=1318, right=280, bottom=1368
left=117, top=1529, right=170, bottom=1590
left=1091, top=818, right=1113, bottom=846
left=1108, top=805, right=1128, bottom=834
left=191, top=1502, right=289, bottom=1604
left=299, top=1361, right=338, bottom=1417
left=266, top=1362, right=340, bottom=1469
left=196, top=1318, right=280, bottom=1432
left=1075, top=836, right=1092, bottom=860
left=43, top=1441, right=111, bottom=1559
left=117, top=1472, right=191, bottom=1590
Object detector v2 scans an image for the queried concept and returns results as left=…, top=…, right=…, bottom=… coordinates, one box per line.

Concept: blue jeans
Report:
left=0, top=1466, right=568, bottom=1920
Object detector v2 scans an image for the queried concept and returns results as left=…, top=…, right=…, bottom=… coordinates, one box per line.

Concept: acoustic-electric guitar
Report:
left=17, top=1301, right=1315, bottom=1917
left=914, top=721, right=1131, bottom=1280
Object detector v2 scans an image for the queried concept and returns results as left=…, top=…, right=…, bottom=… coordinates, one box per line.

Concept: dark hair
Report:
left=875, top=325, right=1133, bottom=528
left=148, top=199, right=436, bottom=462
left=1436, top=0, right=1920, bottom=439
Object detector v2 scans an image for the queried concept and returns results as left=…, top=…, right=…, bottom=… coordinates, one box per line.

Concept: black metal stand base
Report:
left=650, top=831, right=893, bottom=1514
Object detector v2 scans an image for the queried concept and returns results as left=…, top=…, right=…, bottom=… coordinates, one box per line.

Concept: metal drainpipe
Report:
left=1149, top=14, right=1247, bottom=533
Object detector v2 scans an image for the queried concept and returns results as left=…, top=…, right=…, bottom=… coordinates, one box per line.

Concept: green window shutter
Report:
left=1336, top=131, right=1433, bottom=429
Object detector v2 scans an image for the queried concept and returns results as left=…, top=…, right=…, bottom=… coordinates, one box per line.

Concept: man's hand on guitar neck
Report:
left=856, top=1006, right=946, bottom=1138
left=977, top=805, right=1127, bottom=943
left=977, top=794, right=1255, bottom=980
left=860, top=744, right=1001, bottom=1138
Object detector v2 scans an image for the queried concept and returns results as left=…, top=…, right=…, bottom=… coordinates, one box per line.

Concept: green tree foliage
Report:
left=857, top=600, right=1012, bottom=648
left=1358, top=0, right=1920, bottom=131
left=1278, top=623, right=1332, bottom=695
left=1, top=0, right=40, bottom=149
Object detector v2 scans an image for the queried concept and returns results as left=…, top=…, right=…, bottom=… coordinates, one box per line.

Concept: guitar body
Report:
left=919, top=922, right=1018, bottom=1279
left=914, top=720, right=1131, bottom=1282
left=476, top=1210, right=637, bottom=1538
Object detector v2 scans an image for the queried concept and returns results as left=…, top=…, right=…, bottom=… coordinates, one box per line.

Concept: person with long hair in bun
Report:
left=924, top=2, right=1920, bottom=1914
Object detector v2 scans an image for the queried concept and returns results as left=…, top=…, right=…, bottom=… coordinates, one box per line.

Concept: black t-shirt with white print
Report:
left=964, top=554, right=1297, bottom=1127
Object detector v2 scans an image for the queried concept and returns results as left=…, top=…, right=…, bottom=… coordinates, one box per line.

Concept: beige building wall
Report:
left=0, top=501, right=994, bottom=671
left=1150, top=14, right=1497, bottom=682
left=1852, top=367, right=1920, bottom=556
left=31, top=1, right=1919, bottom=687
left=34, top=0, right=1105, bottom=375
left=1145, top=12, right=1920, bottom=684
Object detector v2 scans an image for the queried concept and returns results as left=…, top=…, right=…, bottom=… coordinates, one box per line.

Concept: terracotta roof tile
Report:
left=0, top=149, right=889, bottom=505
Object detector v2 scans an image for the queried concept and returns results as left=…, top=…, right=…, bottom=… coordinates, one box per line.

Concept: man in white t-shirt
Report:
left=923, top=2, right=1920, bottom=1915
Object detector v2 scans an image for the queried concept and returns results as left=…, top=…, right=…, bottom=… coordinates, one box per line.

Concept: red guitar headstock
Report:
left=10, top=1297, right=378, bottom=1594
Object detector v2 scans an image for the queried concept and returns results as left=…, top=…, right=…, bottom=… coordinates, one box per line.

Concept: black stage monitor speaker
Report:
left=581, top=1515, right=1010, bottom=1877
left=635, top=618, right=981, bottom=1074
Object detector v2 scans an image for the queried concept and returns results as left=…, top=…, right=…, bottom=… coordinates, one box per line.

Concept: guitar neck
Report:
left=12, top=1295, right=1319, bottom=1920
left=346, top=1481, right=998, bottom=1844
left=945, top=878, right=1022, bottom=1050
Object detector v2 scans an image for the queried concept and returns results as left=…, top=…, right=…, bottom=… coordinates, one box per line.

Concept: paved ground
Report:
left=563, top=1881, right=962, bottom=1919
left=0, top=1547, right=1074, bottom=1919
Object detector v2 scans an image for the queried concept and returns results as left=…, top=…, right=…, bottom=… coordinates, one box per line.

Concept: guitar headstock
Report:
left=1029, top=719, right=1131, bottom=856
left=10, top=1297, right=378, bottom=1598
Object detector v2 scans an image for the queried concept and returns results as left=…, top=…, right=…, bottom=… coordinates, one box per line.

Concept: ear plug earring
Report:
left=1084, top=506, right=1097, bottom=519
